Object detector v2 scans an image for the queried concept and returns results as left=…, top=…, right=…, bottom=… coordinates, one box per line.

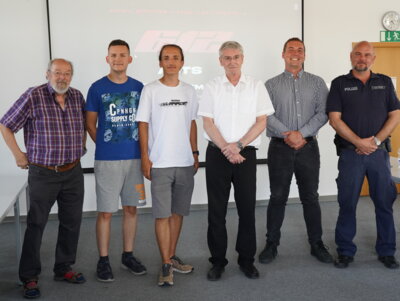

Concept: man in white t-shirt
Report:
left=136, top=44, right=199, bottom=287
left=198, top=41, right=275, bottom=281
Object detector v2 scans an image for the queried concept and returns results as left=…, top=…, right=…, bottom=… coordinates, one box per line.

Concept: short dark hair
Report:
left=108, top=39, right=130, bottom=52
left=283, top=37, right=305, bottom=52
left=158, top=44, right=184, bottom=61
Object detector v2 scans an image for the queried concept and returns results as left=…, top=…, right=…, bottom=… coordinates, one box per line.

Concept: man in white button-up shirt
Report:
left=198, top=41, right=274, bottom=281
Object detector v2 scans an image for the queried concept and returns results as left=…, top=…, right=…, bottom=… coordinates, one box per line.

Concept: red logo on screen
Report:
left=135, top=30, right=233, bottom=53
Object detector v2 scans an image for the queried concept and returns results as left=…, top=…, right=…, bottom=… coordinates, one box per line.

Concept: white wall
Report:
left=0, top=0, right=49, bottom=178
left=304, top=0, right=400, bottom=82
left=1, top=0, right=399, bottom=215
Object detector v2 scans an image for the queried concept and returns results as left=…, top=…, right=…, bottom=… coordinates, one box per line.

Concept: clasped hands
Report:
left=282, top=131, right=307, bottom=150
left=354, top=136, right=378, bottom=155
left=222, top=143, right=246, bottom=164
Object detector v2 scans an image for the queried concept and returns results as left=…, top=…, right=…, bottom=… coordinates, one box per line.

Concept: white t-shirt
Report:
left=136, top=80, right=198, bottom=168
left=198, top=74, right=275, bottom=146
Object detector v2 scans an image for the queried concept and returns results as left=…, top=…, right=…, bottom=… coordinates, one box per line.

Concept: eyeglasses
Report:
left=221, top=55, right=242, bottom=62
left=49, top=70, right=72, bottom=78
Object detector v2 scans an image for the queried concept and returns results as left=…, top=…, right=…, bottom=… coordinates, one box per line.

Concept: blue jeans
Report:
left=335, top=149, right=397, bottom=256
left=266, top=138, right=323, bottom=244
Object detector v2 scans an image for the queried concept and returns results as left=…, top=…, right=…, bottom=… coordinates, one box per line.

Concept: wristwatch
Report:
left=237, top=141, right=244, bottom=151
left=374, top=137, right=381, bottom=146
left=192, top=150, right=200, bottom=155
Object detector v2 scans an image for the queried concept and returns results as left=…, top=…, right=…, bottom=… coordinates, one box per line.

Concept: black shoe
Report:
left=378, top=256, right=400, bottom=269
left=97, top=259, right=114, bottom=282
left=310, top=241, right=334, bottom=263
left=334, top=255, right=354, bottom=268
left=259, top=242, right=277, bottom=264
left=207, top=265, right=225, bottom=281
left=239, top=264, right=259, bottom=279
left=121, top=253, right=147, bottom=275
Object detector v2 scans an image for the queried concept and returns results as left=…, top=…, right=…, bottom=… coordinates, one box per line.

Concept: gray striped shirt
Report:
left=265, top=70, right=328, bottom=138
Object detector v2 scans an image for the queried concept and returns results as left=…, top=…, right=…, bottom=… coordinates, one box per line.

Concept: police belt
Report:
left=337, top=139, right=390, bottom=153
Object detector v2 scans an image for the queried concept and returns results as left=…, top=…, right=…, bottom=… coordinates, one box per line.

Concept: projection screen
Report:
left=48, top=0, right=302, bottom=167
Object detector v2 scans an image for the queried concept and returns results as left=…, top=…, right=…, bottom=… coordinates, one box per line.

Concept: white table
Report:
left=0, top=174, right=28, bottom=283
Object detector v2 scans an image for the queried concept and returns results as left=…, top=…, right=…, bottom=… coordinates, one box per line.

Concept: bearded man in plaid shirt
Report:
left=0, top=58, right=86, bottom=299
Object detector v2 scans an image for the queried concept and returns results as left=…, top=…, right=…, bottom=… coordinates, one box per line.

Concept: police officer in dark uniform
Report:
left=327, top=41, right=400, bottom=269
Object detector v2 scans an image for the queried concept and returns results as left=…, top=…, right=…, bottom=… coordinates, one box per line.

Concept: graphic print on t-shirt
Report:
left=101, top=91, right=139, bottom=143
left=160, top=99, right=187, bottom=107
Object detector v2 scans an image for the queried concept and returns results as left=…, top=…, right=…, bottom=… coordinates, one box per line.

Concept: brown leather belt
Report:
left=30, top=159, right=80, bottom=172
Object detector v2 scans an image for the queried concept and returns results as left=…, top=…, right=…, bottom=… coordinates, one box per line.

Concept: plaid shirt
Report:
left=0, top=83, right=85, bottom=166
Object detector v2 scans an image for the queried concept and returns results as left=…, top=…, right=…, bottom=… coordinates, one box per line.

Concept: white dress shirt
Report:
left=198, top=74, right=274, bottom=146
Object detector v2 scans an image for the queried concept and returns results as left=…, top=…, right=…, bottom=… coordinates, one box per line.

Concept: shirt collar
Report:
left=283, top=69, right=304, bottom=79
left=345, top=70, right=379, bottom=80
left=222, top=73, right=247, bottom=85
left=46, top=82, right=55, bottom=94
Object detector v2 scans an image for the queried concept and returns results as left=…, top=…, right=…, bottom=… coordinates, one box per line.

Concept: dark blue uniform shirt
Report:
left=326, top=71, right=400, bottom=147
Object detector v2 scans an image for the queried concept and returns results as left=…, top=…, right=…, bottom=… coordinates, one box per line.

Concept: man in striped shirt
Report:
left=258, top=38, right=333, bottom=265
left=0, top=58, right=86, bottom=299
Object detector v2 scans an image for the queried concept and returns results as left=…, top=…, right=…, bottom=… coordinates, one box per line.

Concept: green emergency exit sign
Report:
left=380, top=31, right=400, bottom=42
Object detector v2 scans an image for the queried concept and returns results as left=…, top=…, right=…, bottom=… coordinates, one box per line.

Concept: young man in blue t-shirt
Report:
left=86, top=39, right=146, bottom=282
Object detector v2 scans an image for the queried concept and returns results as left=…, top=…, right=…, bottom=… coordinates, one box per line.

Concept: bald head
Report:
left=352, top=41, right=375, bottom=55
left=350, top=41, right=376, bottom=73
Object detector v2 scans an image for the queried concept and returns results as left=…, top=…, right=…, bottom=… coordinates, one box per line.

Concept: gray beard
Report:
left=353, top=65, right=368, bottom=72
left=51, top=83, right=69, bottom=94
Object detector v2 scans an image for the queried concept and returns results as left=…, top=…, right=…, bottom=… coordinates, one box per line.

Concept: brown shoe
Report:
left=158, top=263, right=173, bottom=287
left=171, top=256, right=194, bottom=274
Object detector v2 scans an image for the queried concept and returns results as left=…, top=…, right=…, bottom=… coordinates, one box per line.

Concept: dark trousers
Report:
left=19, top=163, right=84, bottom=282
left=266, top=139, right=322, bottom=245
left=335, top=149, right=397, bottom=257
left=206, top=145, right=257, bottom=267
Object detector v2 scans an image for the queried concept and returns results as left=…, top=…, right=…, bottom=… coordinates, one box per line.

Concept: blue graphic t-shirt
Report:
left=86, top=76, right=143, bottom=160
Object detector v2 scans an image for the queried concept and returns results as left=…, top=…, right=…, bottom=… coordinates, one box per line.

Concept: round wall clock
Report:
left=382, top=11, right=400, bottom=31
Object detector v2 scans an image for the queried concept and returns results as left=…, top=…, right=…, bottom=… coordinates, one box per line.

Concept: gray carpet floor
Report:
left=1, top=197, right=400, bottom=301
